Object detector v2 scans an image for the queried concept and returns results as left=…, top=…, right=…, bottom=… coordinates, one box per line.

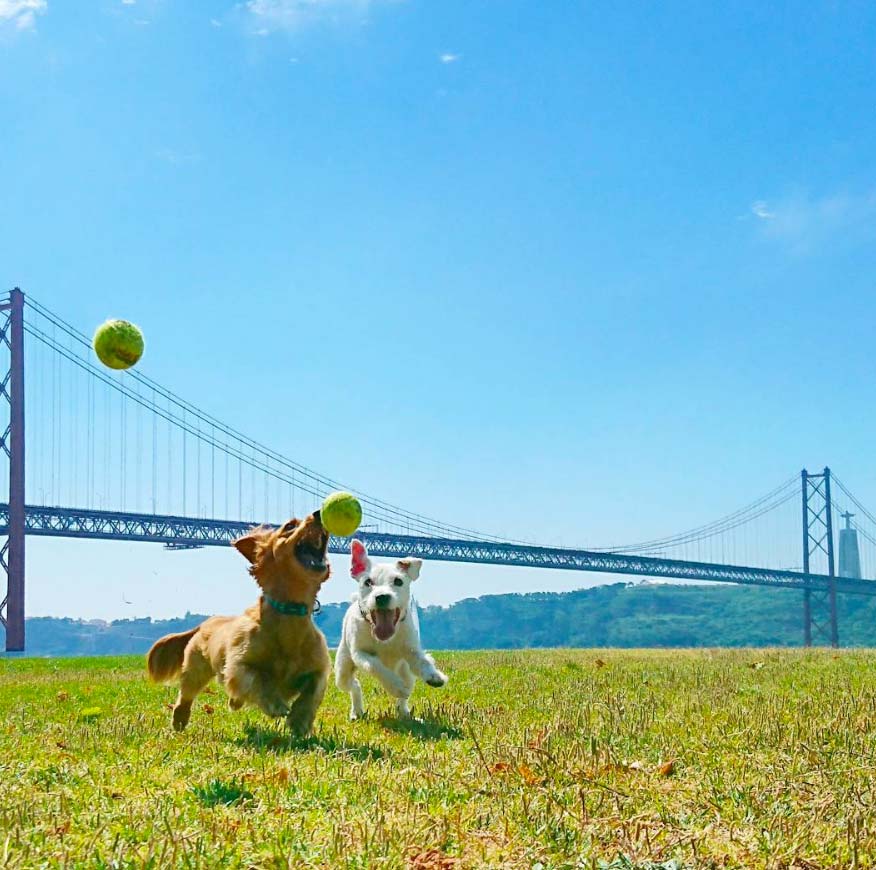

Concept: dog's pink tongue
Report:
left=372, top=610, right=396, bottom=641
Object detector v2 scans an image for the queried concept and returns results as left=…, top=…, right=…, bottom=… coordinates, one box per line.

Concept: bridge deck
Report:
left=2, top=504, right=873, bottom=597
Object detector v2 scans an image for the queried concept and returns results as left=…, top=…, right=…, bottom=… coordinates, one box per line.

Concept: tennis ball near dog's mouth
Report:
left=92, top=319, right=145, bottom=370
left=321, top=491, right=362, bottom=537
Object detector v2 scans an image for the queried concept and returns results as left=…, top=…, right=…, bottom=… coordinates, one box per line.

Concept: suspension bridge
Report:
left=1, top=287, right=875, bottom=652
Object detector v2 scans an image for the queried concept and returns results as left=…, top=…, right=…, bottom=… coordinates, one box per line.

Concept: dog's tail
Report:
left=146, top=627, right=199, bottom=683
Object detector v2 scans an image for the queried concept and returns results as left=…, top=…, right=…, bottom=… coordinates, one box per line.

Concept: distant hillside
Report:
left=6, top=582, right=876, bottom=656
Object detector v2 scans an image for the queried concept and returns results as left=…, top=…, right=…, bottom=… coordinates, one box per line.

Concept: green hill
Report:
left=8, top=581, right=876, bottom=656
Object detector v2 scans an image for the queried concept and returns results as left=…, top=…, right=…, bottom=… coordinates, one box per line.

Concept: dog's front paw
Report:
left=172, top=702, right=192, bottom=731
left=425, top=670, right=448, bottom=688
left=395, top=699, right=412, bottom=719
left=286, top=711, right=314, bottom=738
left=349, top=700, right=366, bottom=721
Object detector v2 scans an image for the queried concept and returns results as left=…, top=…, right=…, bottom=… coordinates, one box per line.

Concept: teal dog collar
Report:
left=264, top=595, right=310, bottom=617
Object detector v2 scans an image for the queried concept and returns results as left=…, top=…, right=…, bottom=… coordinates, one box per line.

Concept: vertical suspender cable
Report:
left=152, top=388, right=158, bottom=513
left=196, top=416, right=201, bottom=517
left=120, top=377, right=126, bottom=510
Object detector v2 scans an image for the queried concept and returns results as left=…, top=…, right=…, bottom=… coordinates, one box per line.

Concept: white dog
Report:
left=334, top=539, right=447, bottom=719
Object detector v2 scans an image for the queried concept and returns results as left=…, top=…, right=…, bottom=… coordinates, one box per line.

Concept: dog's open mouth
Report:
left=369, top=608, right=401, bottom=641
left=295, top=535, right=328, bottom=573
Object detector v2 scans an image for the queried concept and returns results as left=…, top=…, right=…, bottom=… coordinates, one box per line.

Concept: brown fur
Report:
left=146, top=512, right=332, bottom=734
left=146, top=627, right=199, bottom=683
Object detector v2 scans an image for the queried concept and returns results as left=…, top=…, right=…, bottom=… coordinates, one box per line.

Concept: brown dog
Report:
left=146, top=511, right=331, bottom=735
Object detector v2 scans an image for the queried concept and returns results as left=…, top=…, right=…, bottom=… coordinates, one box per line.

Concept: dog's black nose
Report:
left=375, top=593, right=392, bottom=608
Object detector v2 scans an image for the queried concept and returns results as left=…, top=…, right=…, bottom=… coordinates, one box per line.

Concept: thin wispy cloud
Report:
left=155, top=148, right=201, bottom=166
left=440, top=52, right=459, bottom=64
left=750, top=200, right=774, bottom=220
left=750, top=189, right=876, bottom=254
left=210, top=17, right=223, bottom=27
left=0, top=0, right=47, bottom=31
left=245, top=0, right=398, bottom=34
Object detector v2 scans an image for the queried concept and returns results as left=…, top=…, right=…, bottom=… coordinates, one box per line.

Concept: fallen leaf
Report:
left=56, top=691, right=69, bottom=702
left=53, top=821, right=71, bottom=836
left=488, top=762, right=512, bottom=775
left=657, top=759, right=676, bottom=777
left=408, top=848, right=460, bottom=869
left=527, top=727, right=549, bottom=749
left=202, top=704, right=215, bottom=715
left=518, top=763, right=544, bottom=786
left=594, top=658, right=607, bottom=668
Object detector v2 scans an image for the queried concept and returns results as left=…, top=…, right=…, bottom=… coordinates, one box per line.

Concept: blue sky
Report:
left=2, top=0, right=876, bottom=620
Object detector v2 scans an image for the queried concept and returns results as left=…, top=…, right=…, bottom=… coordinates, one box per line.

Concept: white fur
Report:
left=334, top=540, right=447, bottom=720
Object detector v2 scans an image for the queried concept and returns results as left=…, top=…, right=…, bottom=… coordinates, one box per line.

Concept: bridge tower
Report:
left=0, top=288, right=25, bottom=652
left=801, top=468, right=838, bottom=647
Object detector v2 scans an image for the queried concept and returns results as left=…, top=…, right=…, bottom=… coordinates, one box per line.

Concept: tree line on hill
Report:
left=7, top=581, right=876, bottom=657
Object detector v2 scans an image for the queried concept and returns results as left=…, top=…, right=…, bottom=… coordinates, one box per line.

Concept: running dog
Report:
left=335, top=539, right=447, bottom=719
left=146, top=512, right=331, bottom=735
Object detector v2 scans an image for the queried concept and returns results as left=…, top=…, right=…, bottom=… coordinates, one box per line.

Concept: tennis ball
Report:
left=321, top=491, right=362, bottom=537
left=92, top=319, right=145, bottom=370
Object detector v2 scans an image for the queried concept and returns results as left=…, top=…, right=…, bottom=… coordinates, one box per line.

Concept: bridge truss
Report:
left=3, top=503, right=874, bottom=598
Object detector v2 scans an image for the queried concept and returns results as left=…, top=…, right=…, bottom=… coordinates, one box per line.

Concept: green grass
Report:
left=2, top=649, right=876, bottom=868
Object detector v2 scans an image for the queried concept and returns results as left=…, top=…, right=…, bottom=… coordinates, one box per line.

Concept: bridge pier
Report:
left=0, top=288, right=25, bottom=652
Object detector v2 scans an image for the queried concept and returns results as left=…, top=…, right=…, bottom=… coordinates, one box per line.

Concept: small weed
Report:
left=191, top=778, right=254, bottom=807
left=77, top=705, right=102, bottom=721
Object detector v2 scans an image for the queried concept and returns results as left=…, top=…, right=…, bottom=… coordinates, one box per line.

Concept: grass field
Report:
left=2, top=649, right=876, bottom=869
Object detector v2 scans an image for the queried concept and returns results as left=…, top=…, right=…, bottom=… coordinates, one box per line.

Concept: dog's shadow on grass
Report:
left=238, top=723, right=386, bottom=761
left=378, top=715, right=464, bottom=741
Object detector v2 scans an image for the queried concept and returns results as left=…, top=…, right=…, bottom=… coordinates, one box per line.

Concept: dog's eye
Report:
left=364, top=578, right=373, bottom=587
left=394, top=578, right=404, bottom=587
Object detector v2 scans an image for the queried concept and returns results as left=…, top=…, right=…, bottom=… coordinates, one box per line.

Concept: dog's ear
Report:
left=233, top=528, right=268, bottom=564
left=396, top=557, right=422, bottom=581
left=351, top=539, right=371, bottom=579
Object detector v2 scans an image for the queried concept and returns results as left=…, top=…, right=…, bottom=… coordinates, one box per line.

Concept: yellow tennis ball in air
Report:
left=92, top=319, right=145, bottom=370
left=321, top=491, right=362, bottom=537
